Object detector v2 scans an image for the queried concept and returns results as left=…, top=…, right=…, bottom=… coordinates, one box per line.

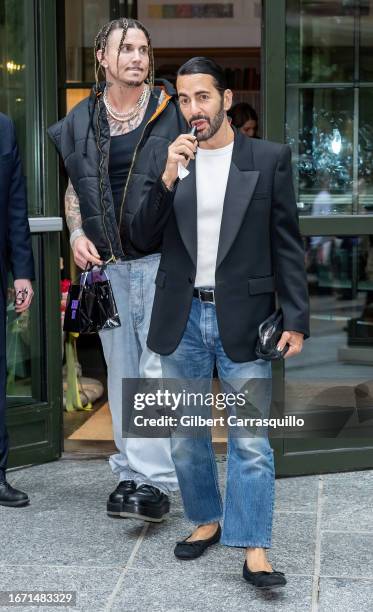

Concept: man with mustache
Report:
left=49, top=18, right=184, bottom=522
left=130, top=57, right=309, bottom=588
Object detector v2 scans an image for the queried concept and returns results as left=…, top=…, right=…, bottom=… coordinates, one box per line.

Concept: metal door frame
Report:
left=262, top=0, right=373, bottom=474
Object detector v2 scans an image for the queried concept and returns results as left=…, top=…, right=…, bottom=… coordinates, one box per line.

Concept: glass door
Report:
left=1, top=0, right=62, bottom=468
left=263, top=0, right=373, bottom=474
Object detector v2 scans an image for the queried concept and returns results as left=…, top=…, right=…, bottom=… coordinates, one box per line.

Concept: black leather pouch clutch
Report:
left=255, top=309, right=289, bottom=361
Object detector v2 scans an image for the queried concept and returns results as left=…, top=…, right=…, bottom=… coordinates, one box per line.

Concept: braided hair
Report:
left=94, top=18, right=155, bottom=90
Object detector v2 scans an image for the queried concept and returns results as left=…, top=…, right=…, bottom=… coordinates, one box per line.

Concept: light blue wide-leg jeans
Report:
left=161, top=297, right=274, bottom=546
left=99, top=254, right=178, bottom=493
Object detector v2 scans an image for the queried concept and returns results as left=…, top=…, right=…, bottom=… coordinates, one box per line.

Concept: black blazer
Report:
left=130, top=131, right=309, bottom=362
left=0, top=113, right=34, bottom=300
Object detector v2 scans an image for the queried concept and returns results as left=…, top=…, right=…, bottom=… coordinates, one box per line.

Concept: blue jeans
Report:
left=99, top=255, right=178, bottom=493
left=161, top=297, right=274, bottom=547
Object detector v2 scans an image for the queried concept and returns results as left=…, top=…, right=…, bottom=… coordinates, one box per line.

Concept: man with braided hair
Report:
left=49, top=18, right=184, bottom=522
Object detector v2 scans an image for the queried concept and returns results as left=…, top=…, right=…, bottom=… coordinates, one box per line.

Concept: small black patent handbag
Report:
left=63, top=265, right=121, bottom=334
left=255, top=309, right=289, bottom=361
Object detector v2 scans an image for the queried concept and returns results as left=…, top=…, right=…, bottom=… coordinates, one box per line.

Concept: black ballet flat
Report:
left=174, top=524, right=221, bottom=560
left=243, top=560, right=287, bottom=589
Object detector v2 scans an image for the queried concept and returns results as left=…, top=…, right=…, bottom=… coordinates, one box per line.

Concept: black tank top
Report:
left=108, top=95, right=158, bottom=225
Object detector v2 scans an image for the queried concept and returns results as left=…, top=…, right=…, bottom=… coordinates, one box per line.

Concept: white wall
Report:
left=138, top=0, right=261, bottom=48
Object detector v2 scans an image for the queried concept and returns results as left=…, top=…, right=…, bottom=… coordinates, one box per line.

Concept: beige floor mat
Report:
left=68, top=402, right=114, bottom=440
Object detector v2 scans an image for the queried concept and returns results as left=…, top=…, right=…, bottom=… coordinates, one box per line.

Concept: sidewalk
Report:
left=1, top=457, right=372, bottom=612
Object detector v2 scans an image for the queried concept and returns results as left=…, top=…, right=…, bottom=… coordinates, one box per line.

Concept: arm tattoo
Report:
left=65, top=179, right=83, bottom=234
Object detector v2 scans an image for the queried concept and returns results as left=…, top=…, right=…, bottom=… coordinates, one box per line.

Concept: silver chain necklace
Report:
left=103, top=85, right=149, bottom=123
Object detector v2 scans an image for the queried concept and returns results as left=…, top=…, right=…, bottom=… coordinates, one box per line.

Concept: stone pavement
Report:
left=1, top=457, right=372, bottom=612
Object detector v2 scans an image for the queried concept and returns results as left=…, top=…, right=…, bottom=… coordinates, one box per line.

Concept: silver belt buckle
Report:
left=199, top=288, right=215, bottom=304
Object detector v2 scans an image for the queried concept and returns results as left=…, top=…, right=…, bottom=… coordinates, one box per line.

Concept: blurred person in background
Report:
left=229, top=102, right=259, bottom=138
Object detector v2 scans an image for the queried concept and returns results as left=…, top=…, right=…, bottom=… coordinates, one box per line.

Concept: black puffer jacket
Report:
left=48, top=80, right=185, bottom=261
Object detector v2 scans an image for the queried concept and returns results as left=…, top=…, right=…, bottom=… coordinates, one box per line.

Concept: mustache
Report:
left=189, top=115, right=210, bottom=126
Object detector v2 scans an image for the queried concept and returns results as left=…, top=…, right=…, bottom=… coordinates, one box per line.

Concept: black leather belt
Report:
left=193, top=288, right=216, bottom=304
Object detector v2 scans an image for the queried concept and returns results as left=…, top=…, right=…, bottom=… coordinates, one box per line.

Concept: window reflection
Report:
left=286, top=0, right=373, bottom=216
left=0, top=1, right=28, bottom=146
left=285, top=235, right=373, bottom=438
left=6, top=237, right=43, bottom=406
left=286, top=88, right=354, bottom=214
left=6, top=287, right=32, bottom=400
left=360, top=0, right=373, bottom=81
left=359, top=89, right=373, bottom=213
left=0, top=0, right=40, bottom=214
left=286, top=0, right=355, bottom=84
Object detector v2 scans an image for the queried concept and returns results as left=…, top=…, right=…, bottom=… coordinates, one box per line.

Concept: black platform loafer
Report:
left=243, top=561, right=287, bottom=589
left=174, top=524, right=221, bottom=560
left=0, top=481, right=30, bottom=508
left=120, top=484, right=170, bottom=522
left=107, top=480, right=137, bottom=517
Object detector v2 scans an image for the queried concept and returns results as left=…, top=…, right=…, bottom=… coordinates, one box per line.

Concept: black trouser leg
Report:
left=0, top=297, right=8, bottom=480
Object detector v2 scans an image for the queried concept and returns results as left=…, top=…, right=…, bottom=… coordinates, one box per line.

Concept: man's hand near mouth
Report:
left=162, top=133, right=198, bottom=189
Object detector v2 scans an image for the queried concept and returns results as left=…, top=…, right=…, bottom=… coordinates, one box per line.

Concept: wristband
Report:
left=70, top=228, right=85, bottom=248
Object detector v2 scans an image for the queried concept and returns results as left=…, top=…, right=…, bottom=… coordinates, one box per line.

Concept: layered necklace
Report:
left=103, top=85, right=149, bottom=123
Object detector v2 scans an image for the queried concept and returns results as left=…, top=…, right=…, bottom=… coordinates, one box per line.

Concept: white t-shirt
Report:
left=195, top=141, right=234, bottom=288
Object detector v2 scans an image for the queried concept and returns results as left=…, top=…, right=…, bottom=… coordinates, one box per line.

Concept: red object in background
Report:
left=61, top=279, right=71, bottom=294
left=60, top=279, right=71, bottom=314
